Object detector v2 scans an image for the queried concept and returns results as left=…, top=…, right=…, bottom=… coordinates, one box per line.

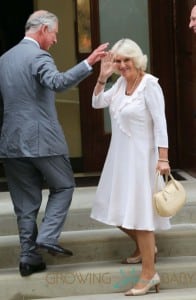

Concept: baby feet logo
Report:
left=113, top=267, right=138, bottom=289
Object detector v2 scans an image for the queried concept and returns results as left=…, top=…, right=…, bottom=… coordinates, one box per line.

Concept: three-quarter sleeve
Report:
left=145, top=79, right=168, bottom=148
left=92, top=78, right=121, bottom=109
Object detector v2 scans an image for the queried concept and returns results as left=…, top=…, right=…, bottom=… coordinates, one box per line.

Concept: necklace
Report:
left=125, top=72, right=140, bottom=96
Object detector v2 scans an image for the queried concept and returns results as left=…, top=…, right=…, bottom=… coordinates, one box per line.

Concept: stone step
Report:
left=0, top=179, right=196, bottom=235
left=1, top=257, right=196, bottom=300
left=32, top=288, right=196, bottom=300
left=0, top=224, right=196, bottom=269
left=0, top=188, right=108, bottom=236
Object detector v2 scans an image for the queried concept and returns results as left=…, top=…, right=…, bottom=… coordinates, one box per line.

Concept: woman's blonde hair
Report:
left=111, top=38, right=148, bottom=71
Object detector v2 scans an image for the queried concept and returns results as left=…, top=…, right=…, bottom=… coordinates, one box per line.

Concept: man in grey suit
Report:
left=0, top=10, right=108, bottom=276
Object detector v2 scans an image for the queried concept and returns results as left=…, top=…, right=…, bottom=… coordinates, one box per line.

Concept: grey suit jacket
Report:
left=0, top=39, right=91, bottom=157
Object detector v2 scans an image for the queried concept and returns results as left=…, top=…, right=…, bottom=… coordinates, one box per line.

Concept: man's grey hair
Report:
left=25, top=10, right=58, bottom=33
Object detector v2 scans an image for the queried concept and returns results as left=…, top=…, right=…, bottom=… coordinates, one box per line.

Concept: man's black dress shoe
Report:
left=37, top=243, right=73, bottom=256
left=19, top=262, right=46, bottom=277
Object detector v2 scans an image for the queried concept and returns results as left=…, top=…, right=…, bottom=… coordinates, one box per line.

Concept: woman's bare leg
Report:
left=134, top=230, right=156, bottom=288
left=118, top=226, right=140, bottom=257
left=125, top=230, right=160, bottom=295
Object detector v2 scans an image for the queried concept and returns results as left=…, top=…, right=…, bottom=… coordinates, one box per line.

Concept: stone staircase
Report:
left=0, top=171, right=196, bottom=300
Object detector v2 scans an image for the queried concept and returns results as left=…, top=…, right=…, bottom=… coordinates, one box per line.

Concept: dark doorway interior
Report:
left=0, top=1, right=34, bottom=179
left=0, top=1, right=33, bottom=55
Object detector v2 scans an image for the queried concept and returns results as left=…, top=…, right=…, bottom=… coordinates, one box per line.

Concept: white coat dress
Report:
left=90, top=74, right=171, bottom=231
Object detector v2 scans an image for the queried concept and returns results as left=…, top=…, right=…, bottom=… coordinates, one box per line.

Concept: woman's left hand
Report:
left=156, top=161, right=171, bottom=175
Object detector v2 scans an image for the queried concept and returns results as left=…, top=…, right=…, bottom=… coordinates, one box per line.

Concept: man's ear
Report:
left=41, top=25, right=48, bottom=34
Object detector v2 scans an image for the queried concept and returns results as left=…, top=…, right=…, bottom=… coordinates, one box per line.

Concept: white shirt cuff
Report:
left=84, top=59, right=93, bottom=71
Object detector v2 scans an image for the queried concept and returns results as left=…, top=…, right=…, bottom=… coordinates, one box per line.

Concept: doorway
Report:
left=175, top=0, right=196, bottom=175
left=77, top=0, right=196, bottom=174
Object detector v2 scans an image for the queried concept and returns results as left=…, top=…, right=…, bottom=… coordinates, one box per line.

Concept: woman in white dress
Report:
left=90, top=39, right=171, bottom=296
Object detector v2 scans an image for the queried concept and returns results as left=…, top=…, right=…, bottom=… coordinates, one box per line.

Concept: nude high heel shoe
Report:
left=125, top=272, right=160, bottom=296
left=121, top=246, right=158, bottom=264
left=121, top=254, right=142, bottom=264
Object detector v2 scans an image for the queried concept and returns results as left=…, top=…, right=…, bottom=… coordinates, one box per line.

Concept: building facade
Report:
left=0, top=0, right=195, bottom=176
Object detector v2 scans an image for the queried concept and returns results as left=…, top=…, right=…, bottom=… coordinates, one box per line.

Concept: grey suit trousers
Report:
left=3, top=155, right=75, bottom=264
